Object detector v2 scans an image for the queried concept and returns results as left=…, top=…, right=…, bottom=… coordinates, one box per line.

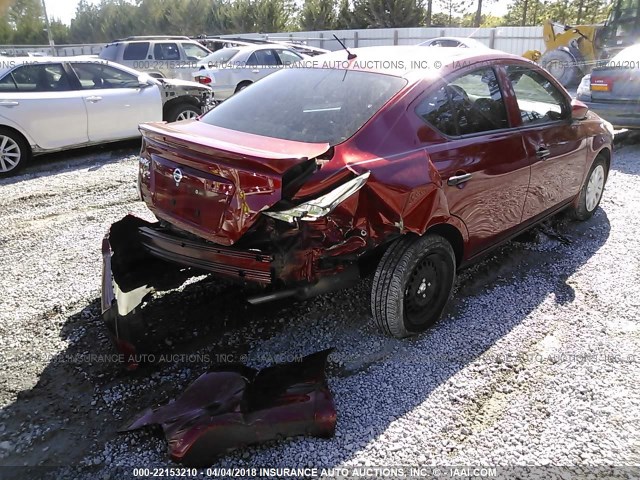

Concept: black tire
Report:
left=540, top=49, right=581, bottom=87
left=371, top=234, right=456, bottom=338
left=165, top=103, right=201, bottom=123
left=234, top=81, right=252, bottom=93
left=0, top=127, right=30, bottom=177
left=569, top=155, right=608, bottom=221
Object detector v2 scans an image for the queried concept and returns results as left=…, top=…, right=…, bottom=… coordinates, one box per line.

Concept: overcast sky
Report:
left=44, top=0, right=508, bottom=26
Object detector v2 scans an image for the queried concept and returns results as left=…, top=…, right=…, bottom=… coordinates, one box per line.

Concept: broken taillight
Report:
left=196, top=76, right=212, bottom=85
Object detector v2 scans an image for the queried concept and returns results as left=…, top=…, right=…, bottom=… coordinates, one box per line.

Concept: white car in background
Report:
left=193, top=44, right=307, bottom=101
left=0, top=57, right=214, bottom=176
left=99, top=36, right=213, bottom=80
left=418, top=37, right=491, bottom=48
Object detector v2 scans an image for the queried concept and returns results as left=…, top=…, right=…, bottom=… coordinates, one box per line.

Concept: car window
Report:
left=123, top=42, right=149, bottom=60
left=246, top=49, right=280, bottom=67
left=70, top=63, right=139, bottom=89
left=444, top=68, right=509, bottom=135
left=200, top=68, right=406, bottom=145
left=415, top=85, right=458, bottom=136
left=183, top=42, right=210, bottom=61
left=9, top=64, right=71, bottom=92
left=275, top=49, right=303, bottom=66
left=153, top=42, right=181, bottom=61
left=201, top=48, right=239, bottom=67
left=0, top=72, right=17, bottom=92
left=506, top=65, right=567, bottom=124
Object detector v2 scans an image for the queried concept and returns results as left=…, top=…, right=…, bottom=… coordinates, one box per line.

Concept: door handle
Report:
left=536, top=147, right=551, bottom=159
left=85, top=96, right=102, bottom=103
left=447, top=173, right=473, bottom=186
left=0, top=100, right=19, bottom=107
left=251, top=69, right=260, bottom=73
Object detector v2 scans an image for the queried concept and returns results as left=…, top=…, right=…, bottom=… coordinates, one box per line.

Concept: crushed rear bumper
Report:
left=101, top=215, right=276, bottom=364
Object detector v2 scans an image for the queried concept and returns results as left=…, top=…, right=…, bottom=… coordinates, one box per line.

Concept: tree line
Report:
left=0, top=0, right=610, bottom=45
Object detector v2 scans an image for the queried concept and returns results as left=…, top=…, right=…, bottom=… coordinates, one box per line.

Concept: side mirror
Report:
left=137, top=74, right=153, bottom=88
left=571, top=99, right=589, bottom=120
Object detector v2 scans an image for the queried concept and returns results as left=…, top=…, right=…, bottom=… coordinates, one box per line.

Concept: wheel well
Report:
left=0, top=125, right=32, bottom=157
left=597, top=147, right=611, bottom=173
left=162, top=97, right=199, bottom=120
left=425, top=223, right=464, bottom=266
left=235, top=80, right=252, bottom=92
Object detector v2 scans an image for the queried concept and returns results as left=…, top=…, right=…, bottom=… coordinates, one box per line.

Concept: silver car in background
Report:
left=192, top=44, right=307, bottom=101
left=418, top=37, right=491, bottom=48
left=0, top=57, right=214, bottom=176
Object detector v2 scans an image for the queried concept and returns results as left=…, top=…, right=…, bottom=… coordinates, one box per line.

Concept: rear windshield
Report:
left=200, top=68, right=407, bottom=145
left=201, top=48, right=239, bottom=67
left=100, top=44, right=118, bottom=61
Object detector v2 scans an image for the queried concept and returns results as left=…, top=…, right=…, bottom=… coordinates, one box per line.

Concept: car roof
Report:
left=310, top=46, right=525, bottom=80
left=0, top=56, right=135, bottom=76
left=234, top=43, right=297, bottom=52
left=427, top=36, right=485, bottom=42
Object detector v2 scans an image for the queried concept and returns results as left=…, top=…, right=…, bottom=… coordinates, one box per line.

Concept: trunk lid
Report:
left=590, top=66, right=640, bottom=102
left=139, top=122, right=329, bottom=246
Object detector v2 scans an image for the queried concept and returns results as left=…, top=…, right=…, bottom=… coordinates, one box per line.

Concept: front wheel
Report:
left=371, top=234, right=456, bottom=338
left=570, top=156, right=608, bottom=221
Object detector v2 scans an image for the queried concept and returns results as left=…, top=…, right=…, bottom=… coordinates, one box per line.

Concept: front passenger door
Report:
left=505, top=65, right=587, bottom=221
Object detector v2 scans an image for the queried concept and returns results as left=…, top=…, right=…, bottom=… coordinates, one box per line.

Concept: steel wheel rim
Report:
left=176, top=110, right=198, bottom=121
left=585, top=165, right=605, bottom=212
left=0, top=135, right=21, bottom=173
left=403, top=250, right=451, bottom=328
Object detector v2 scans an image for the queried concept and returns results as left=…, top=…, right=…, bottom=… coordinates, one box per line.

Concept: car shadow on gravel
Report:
left=0, top=209, right=611, bottom=471
left=0, top=140, right=140, bottom=186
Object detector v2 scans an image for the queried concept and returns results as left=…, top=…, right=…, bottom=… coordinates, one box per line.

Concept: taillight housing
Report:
left=196, top=75, right=212, bottom=85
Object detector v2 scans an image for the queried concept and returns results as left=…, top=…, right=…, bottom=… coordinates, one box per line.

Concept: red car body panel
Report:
left=134, top=48, right=613, bottom=281
left=121, top=349, right=336, bottom=466
left=101, top=47, right=613, bottom=356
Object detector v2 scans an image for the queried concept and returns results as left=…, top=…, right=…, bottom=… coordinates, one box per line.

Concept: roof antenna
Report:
left=333, top=34, right=356, bottom=60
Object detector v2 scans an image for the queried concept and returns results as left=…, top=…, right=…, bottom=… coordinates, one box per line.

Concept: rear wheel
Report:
left=235, top=81, right=252, bottom=93
left=540, top=49, right=581, bottom=87
left=0, top=128, right=30, bottom=177
left=371, top=234, right=456, bottom=338
left=166, top=103, right=201, bottom=122
left=570, top=156, right=608, bottom=221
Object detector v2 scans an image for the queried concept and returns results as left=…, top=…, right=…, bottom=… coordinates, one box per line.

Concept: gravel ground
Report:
left=0, top=133, right=639, bottom=477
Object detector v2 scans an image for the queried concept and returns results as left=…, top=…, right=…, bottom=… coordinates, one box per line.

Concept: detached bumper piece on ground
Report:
left=120, top=349, right=336, bottom=466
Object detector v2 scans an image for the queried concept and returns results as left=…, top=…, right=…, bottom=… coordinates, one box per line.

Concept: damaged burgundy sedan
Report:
left=102, top=46, right=613, bottom=348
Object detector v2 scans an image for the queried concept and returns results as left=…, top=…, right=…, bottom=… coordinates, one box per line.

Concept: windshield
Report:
left=200, top=68, right=407, bottom=145
left=200, top=48, right=239, bottom=67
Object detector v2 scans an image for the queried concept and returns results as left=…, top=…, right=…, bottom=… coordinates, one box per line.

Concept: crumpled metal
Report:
left=120, top=349, right=336, bottom=466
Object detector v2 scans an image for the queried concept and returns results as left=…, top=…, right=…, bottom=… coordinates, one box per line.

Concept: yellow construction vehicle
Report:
left=523, top=0, right=640, bottom=86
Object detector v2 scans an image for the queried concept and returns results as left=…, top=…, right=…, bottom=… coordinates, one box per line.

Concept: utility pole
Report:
left=41, top=0, right=55, bottom=55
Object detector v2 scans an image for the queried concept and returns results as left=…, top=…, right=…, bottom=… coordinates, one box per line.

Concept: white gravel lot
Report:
left=0, top=133, right=639, bottom=478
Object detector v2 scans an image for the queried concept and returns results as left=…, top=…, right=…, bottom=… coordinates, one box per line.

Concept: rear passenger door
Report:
left=414, top=67, right=531, bottom=257
left=245, top=49, right=281, bottom=81
left=69, top=62, right=161, bottom=142
left=504, top=64, right=586, bottom=221
left=0, top=63, right=88, bottom=149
